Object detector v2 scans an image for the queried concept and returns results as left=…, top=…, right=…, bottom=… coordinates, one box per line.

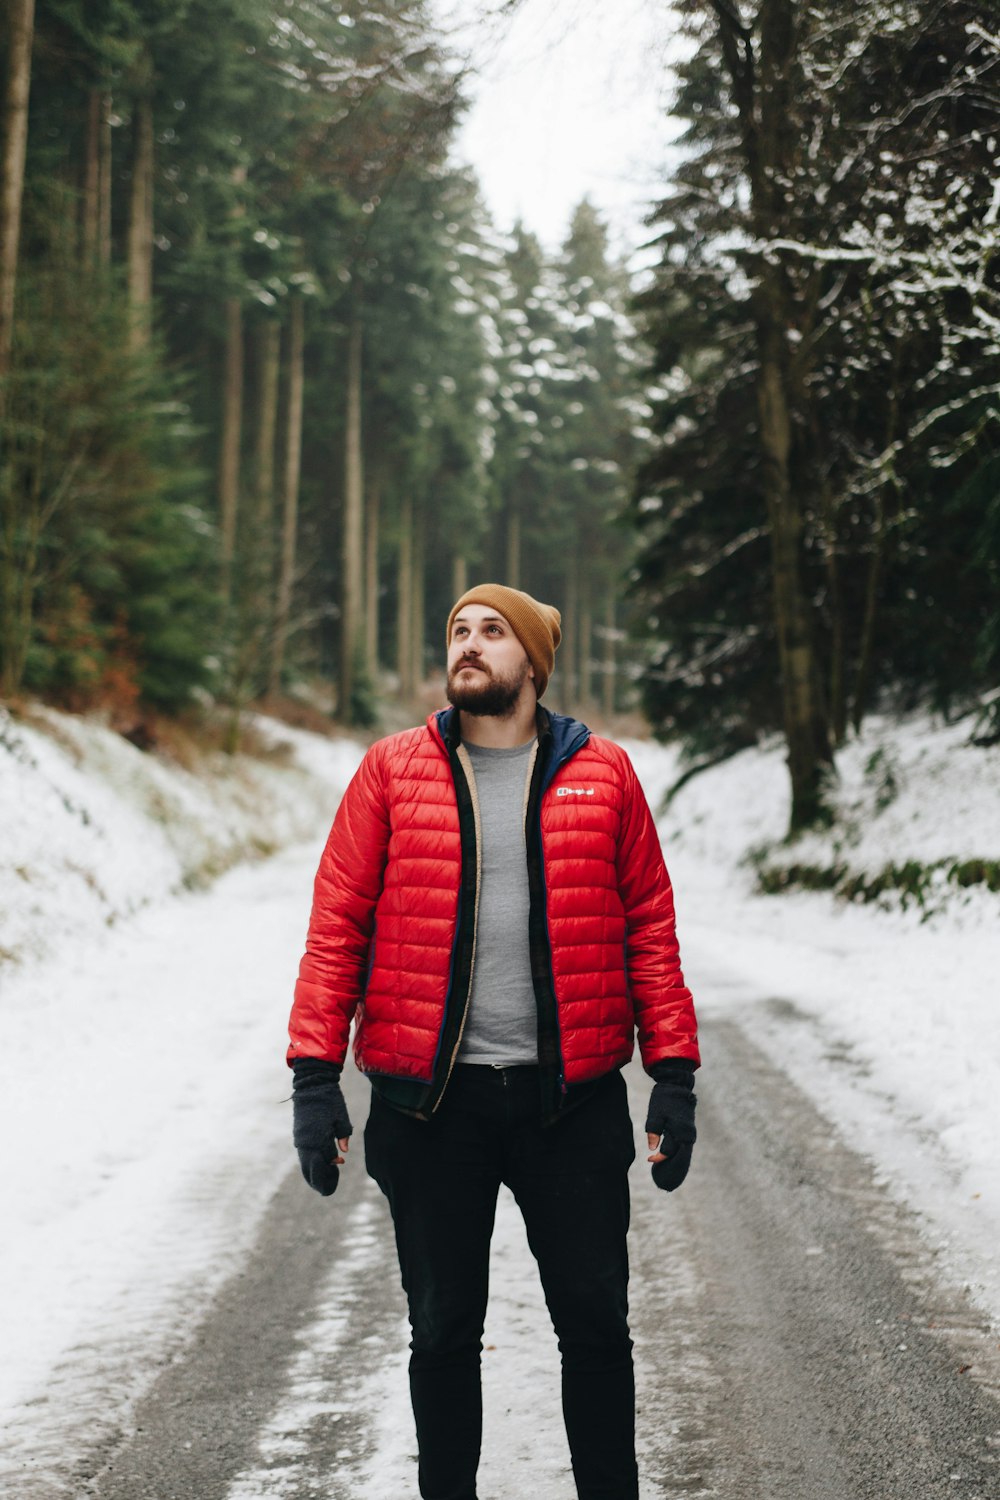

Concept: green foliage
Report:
left=471, top=205, right=647, bottom=710
left=631, top=0, right=1000, bottom=756
left=753, top=856, right=1000, bottom=912
left=5, top=0, right=646, bottom=729
left=862, top=746, right=902, bottom=814
left=0, top=248, right=217, bottom=713
left=359, top=164, right=495, bottom=614
left=627, top=284, right=775, bottom=752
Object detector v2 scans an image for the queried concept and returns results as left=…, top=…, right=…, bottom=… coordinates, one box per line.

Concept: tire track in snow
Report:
left=67, top=1059, right=393, bottom=1500
left=0, top=842, right=334, bottom=1498
left=626, top=1020, right=1000, bottom=1499
left=16, top=1022, right=1000, bottom=1499
left=224, top=1191, right=410, bottom=1500
left=224, top=1131, right=661, bottom=1499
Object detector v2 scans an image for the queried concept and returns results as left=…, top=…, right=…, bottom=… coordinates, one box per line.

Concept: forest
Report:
left=0, top=0, right=998, bottom=828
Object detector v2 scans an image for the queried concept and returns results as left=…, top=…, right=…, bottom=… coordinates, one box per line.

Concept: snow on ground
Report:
left=624, top=709, right=1000, bottom=1322
left=0, top=708, right=363, bottom=1484
left=0, top=703, right=362, bottom=968
left=227, top=1144, right=678, bottom=1500
left=644, top=710, right=1000, bottom=890
left=0, top=700, right=997, bottom=1484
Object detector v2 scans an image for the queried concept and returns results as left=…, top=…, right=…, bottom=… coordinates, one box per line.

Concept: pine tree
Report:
left=633, top=0, right=1000, bottom=821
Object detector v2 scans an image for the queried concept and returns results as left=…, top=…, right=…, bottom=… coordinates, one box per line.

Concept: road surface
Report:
left=14, top=1019, right=1000, bottom=1500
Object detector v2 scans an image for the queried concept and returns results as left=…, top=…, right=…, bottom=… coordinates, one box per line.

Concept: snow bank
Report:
left=0, top=705, right=362, bottom=970
left=630, top=711, right=1000, bottom=902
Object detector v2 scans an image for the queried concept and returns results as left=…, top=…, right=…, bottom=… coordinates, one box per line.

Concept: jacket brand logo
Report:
left=557, top=787, right=595, bottom=796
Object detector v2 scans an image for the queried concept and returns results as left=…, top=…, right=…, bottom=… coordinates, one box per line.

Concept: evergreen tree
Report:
left=632, top=0, right=1000, bottom=817
left=0, top=250, right=216, bottom=711
left=548, top=200, right=644, bottom=716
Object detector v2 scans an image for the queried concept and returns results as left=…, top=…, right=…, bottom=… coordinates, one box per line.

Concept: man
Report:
left=288, top=583, right=699, bottom=1500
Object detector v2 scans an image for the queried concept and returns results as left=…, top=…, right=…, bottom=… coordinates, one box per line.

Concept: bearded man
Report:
left=287, top=583, right=700, bottom=1500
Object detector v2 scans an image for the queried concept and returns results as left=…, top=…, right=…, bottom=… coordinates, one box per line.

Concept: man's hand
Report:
left=645, top=1061, right=697, bottom=1193
left=292, top=1057, right=353, bottom=1197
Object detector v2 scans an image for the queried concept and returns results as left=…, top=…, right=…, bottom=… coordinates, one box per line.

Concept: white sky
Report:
left=432, top=0, right=689, bottom=260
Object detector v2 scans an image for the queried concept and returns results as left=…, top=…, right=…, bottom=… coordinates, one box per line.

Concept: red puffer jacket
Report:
left=288, top=707, right=698, bottom=1115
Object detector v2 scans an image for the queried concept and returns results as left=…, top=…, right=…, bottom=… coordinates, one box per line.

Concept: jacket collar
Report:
left=429, top=704, right=590, bottom=768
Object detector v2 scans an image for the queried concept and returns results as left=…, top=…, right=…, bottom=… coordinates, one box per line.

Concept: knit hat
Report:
left=446, top=583, right=562, bottom=698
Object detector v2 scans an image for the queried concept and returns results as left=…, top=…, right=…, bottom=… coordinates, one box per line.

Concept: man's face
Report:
left=446, top=604, right=535, bottom=717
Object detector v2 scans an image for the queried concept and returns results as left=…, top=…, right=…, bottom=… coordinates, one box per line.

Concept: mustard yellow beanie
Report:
left=446, top=583, right=562, bottom=698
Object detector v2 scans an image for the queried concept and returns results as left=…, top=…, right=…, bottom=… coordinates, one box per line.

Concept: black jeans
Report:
left=364, top=1064, right=638, bottom=1500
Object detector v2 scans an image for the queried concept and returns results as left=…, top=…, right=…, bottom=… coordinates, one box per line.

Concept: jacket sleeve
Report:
left=615, top=752, right=700, bottom=1071
left=287, top=740, right=391, bottom=1066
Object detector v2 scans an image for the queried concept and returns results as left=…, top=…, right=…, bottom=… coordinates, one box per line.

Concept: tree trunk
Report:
left=0, top=0, right=44, bottom=717
left=602, top=595, right=616, bottom=720
left=452, top=554, right=467, bottom=600
left=396, top=490, right=414, bottom=699
left=217, top=296, right=243, bottom=594
left=79, top=87, right=112, bottom=271
left=254, top=318, right=280, bottom=548
left=270, top=298, right=305, bottom=695
left=0, top=496, right=37, bottom=697
left=411, top=499, right=426, bottom=695
left=218, top=163, right=249, bottom=596
left=850, top=377, right=900, bottom=736
left=0, top=0, right=35, bottom=411
left=339, top=302, right=364, bottom=720
left=364, top=468, right=380, bottom=681
left=81, top=89, right=101, bottom=268
left=563, top=559, right=579, bottom=709
left=819, top=472, right=847, bottom=747
left=850, top=489, right=889, bottom=736
left=125, top=90, right=154, bottom=353
left=757, top=311, right=831, bottom=825
left=249, top=316, right=280, bottom=675
left=713, top=0, right=832, bottom=829
left=505, top=507, right=520, bottom=588
left=579, top=587, right=593, bottom=715
left=98, top=90, right=112, bottom=267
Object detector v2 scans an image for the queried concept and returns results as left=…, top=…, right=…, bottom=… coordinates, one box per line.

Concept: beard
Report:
left=446, top=657, right=530, bottom=717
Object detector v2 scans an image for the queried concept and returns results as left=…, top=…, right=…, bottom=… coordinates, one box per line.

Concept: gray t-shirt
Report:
left=458, top=738, right=538, bottom=1065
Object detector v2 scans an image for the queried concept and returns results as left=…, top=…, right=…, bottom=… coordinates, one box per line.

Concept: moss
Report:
left=756, top=862, right=846, bottom=895
left=754, top=855, right=1000, bottom=910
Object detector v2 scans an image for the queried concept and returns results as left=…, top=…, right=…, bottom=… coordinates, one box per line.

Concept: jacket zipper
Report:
left=425, top=711, right=587, bottom=1119
left=430, top=741, right=482, bottom=1112
left=528, top=733, right=588, bottom=1116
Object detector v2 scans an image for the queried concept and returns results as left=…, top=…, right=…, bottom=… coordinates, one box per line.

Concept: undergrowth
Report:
left=750, top=854, right=1000, bottom=912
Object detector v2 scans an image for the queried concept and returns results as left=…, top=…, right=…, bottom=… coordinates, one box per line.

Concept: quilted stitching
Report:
left=288, top=714, right=698, bottom=1082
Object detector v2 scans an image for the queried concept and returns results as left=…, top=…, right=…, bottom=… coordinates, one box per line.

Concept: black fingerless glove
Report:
left=645, top=1059, right=697, bottom=1193
left=292, top=1058, right=353, bottom=1197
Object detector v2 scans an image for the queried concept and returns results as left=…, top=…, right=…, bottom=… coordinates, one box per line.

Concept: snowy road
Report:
left=3, top=725, right=1000, bottom=1498
left=7, top=1015, right=1000, bottom=1496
